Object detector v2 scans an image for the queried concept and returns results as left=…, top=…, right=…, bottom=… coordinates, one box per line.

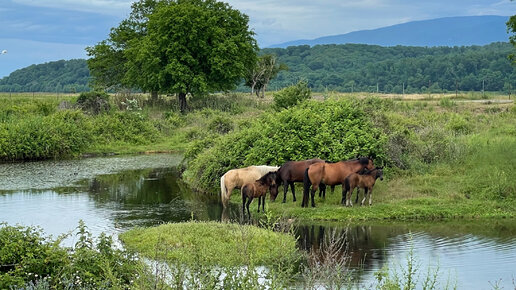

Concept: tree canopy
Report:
left=508, top=14, right=516, bottom=64
left=87, top=0, right=257, bottom=112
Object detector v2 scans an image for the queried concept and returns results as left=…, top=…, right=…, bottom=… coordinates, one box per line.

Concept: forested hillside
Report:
left=0, top=59, right=89, bottom=92
left=263, top=42, right=516, bottom=93
left=1, top=42, right=515, bottom=93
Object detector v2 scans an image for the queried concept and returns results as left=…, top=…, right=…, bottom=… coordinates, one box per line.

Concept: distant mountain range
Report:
left=269, top=16, right=511, bottom=48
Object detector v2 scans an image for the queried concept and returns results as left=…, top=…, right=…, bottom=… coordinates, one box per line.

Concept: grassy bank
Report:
left=119, top=221, right=298, bottom=267
left=0, top=92, right=267, bottom=161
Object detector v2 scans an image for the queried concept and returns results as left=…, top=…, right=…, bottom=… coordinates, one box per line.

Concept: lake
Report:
left=1, top=154, right=515, bottom=289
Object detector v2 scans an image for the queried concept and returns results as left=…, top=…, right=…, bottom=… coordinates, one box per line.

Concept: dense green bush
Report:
left=273, top=80, right=311, bottom=110
left=0, top=222, right=142, bottom=289
left=76, top=91, right=111, bottom=115
left=0, top=110, right=92, bottom=161
left=208, top=115, right=234, bottom=134
left=183, top=99, right=386, bottom=192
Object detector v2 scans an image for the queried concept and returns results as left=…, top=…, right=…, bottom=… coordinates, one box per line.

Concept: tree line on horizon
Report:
left=1, top=42, right=516, bottom=95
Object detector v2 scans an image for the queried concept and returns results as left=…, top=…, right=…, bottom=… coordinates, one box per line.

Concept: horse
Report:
left=220, top=165, right=279, bottom=207
left=242, top=171, right=278, bottom=218
left=343, top=167, right=383, bottom=207
left=302, top=157, right=375, bottom=207
left=273, top=158, right=329, bottom=203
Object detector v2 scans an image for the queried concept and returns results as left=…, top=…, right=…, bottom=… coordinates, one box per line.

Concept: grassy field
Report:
left=221, top=91, right=516, bottom=222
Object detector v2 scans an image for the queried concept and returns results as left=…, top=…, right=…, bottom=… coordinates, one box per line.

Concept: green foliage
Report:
left=208, top=115, right=234, bottom=134
left=0, top=222, right=142, bottom=289
left=89, top=0, right=258, bottom=112
left=0, top=59, right=90, bottom=93
left=183, top=99, right=386, bottom=192
left=91, top=111, right=159, bottom=145
left=273, top=80, right=311, bottom=110
left=260, top=42, right=516, bottom=93
left=245, top=54, right=288, bottom=97
left=0, top=110, right=92, bottom=161
left=508, top=14, right=516, bottom=63
left=76, top=91, right=111, bottom=115
left=119, top=221, right=298, bottom=267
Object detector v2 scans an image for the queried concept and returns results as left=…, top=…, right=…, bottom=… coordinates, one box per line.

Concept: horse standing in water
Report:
left=302, top=157, right=375, bottom=207
left=343, top=167, right=383, bottom=207
left=242, top=171, right=278, bottom=218
left=220, top=165, right=279, bottom=207
left=273, top=159, right=330, bottom=203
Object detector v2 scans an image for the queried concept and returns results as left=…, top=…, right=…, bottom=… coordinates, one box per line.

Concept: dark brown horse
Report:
left=272, top=158, right=326, bottom=203
left=343, top=167, right=383, bottom=207
left=242, top=171, right=278, bottom=218
left=302, top=157, right=374, bottom=207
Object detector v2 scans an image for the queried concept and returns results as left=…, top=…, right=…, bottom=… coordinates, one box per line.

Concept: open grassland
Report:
left=215, top=91, right=516, bottom=222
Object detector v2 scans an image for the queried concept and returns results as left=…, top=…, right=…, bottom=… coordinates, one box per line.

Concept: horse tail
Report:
left=303, top=167, right=311, bottom=206
left=220, top=174, right=227, bottom=207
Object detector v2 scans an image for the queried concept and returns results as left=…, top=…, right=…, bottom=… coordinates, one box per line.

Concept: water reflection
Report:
left=1, top=157, right=516, bottom=289
left=294, top=221, right=516, bottom=289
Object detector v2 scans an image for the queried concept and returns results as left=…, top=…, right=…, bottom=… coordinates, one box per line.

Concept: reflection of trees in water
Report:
left=81, top=168, right=223, bottom=229
left=295, top=224, right=391, bottom=282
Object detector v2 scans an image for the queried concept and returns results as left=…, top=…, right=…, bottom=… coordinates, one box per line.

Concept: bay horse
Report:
left=302, top=157, right=374, bottom=207
left=220, top=165, right=279, bottom=207
left=273, top=158, right=328, bottom=203
left=343, top=167, right=383, bottom=207
left=242, top=171, right=278, bottom=218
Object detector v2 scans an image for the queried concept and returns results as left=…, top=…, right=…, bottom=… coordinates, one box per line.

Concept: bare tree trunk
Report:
left=178, top=92, right=187, bottom=113
left=151, top=91, right=158, bottom=104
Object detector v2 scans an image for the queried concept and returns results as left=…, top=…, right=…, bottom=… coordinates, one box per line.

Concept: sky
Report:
left=1, top=0, right=516, bottom=77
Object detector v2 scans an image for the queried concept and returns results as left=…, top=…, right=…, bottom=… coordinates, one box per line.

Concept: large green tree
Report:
left=508, top=14, right=516, bottom=64
left=87, top=0, right=257, bottom=112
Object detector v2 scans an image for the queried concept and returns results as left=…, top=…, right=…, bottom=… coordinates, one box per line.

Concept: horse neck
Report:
left=359, top=174, right=375, bottom=186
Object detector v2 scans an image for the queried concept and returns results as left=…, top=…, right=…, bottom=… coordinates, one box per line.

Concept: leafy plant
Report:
left=273, top=80, right=311, bottom=110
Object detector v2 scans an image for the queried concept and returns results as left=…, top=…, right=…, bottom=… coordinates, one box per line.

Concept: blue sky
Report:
left=1, top=0, right=515, bottom=77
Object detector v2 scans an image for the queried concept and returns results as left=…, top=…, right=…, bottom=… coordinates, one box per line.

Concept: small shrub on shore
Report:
left=0, top=222, right=143, bottom=289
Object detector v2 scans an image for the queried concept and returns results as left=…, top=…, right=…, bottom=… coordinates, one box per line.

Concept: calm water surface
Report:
left=1, top=155, right=515, bottom=289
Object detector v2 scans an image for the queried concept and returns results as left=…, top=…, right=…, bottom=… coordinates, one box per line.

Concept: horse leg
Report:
left=227, top=186, right=235, bottom=204
left=341, top=186, right=347, bottom=205
left=319, top=183, right=326, bottom=198
left=262, top=195, right=266, bottom=212
left=331, top=185, right=335, bottom=195
left=355, top=188, right=360, bottom=205
left=242, top=195, right=246, bottom=217
left=257, top=196, right=261, bottom=213
left=282, top=180, right=289, bottom=203
left=311, top=184, right=318, bottom=207
left=368, top=188, right=373, bottom=206
left=361, top=188, right=368, bottom=206
left=246, top=197, right=253, bottom=218
left=290, top=182, right=296, bottom=202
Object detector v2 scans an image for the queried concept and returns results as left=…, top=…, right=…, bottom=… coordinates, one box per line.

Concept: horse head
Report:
left=358, top=156, right=375, bottom=171
left=375, top=167, right=384, bottom=181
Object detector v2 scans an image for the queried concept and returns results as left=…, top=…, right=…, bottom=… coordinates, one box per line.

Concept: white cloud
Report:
left=12, top=0, right=133, bottom=15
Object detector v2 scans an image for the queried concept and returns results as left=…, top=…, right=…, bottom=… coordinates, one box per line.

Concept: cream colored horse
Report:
left=220, top=165, right=279, bottom=207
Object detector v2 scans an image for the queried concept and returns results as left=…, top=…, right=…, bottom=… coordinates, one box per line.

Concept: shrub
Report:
left=273, top=80, right=311, bottom=110
left=0, top=222, right=142, bottom=289
left=76, top=91, right=111, bottom=115
left=183, top=99, right=386, bottom=192
left=0, top=110, right=92, bottom=161
left=208, top=115, right=234, bottom=134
